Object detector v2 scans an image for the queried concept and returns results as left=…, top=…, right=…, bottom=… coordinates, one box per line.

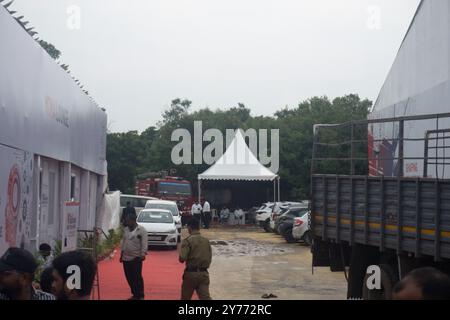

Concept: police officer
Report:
left=179, top=217, right=212, bottom=300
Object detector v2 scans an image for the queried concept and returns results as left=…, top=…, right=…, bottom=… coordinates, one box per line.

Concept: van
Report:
left=120, top=194, right=158, bottom=215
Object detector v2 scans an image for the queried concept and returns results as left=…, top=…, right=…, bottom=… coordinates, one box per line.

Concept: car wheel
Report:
left=263, top=220, right=271, bottom=232
left=284, top=228, right=296, bottom=243
left=302, top=231, right=313, bottom=246
left=275, top=225, right=281, bottom=235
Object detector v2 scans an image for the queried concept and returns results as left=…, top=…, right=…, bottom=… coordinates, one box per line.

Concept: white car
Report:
left=145, top=200, right=182, bottom=242
left=137, top=209, right=178, bottom=249
left=255, top=203, right=275, bottom=231
left=269, top=201, right=309, bottom=232
left=292, top=211, right=312, bottom=245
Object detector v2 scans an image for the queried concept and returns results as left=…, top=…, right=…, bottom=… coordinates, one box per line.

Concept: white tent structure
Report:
left=198, top=130, right=280, bottom=203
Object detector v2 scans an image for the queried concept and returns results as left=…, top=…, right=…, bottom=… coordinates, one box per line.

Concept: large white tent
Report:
left=198, top=130, right=279, bottom=203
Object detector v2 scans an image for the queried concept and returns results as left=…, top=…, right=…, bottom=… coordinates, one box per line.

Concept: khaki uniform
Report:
left=179, top=231, right=212, bottom=300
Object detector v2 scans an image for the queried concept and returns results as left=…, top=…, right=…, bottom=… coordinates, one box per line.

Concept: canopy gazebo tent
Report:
left=197, top=130, right=280, bottom=204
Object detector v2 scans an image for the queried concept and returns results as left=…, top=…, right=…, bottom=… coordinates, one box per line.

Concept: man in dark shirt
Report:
left=121, top=201, right=136, bottom=227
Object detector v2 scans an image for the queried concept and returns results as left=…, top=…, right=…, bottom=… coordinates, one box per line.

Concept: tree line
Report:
left=107, top=94, right=371, bottom=200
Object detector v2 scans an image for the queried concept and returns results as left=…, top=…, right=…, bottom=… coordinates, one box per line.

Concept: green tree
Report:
left=106, top=95, right=371, bottom=200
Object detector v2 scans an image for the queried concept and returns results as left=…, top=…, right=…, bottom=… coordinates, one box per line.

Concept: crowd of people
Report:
left=190, top=200, right=246, bottom=227
left=0, top=246, right=96, bottom=300
left=2, top=202, right=450, bottom=300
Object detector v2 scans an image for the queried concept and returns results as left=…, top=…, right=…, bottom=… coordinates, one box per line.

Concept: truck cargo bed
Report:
left=311, top=175, right=450, bottom=260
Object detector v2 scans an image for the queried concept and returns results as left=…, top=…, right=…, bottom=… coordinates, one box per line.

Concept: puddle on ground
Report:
left=210, top=238, right=294, bottom=257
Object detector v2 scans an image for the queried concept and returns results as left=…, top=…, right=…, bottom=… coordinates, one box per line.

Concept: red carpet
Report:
left=98, top=247, right=188, bottom=300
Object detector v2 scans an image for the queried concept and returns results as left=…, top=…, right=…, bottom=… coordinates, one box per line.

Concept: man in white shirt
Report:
left=202, top=200, right=212, bottom=229
left=191, top=202, right=202, bottom=226
left=234, top=207, right=245, bottom=225
left=120, top=213, right=148, bottom=300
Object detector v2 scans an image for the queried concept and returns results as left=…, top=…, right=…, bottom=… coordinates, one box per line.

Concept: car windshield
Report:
left=138, top=211, right=173, bottom=223
left=145, top=203, right=179, bottom=216
left=158, top=182, right=191, bottom=196
left=258, top=204, right=272, bottom=211
left=120, top=196, right=150, bottom=208
left=287, top=209, right=309, bottom=217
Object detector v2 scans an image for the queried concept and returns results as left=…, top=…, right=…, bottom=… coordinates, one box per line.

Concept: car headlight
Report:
left=169, top=229, right=177, bottom=234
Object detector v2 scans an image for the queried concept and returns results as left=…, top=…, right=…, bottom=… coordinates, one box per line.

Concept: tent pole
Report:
left=273, top=179, right=276, bottom=203
left=198, top=179, right=201, bottom=203
left=277, top=176, right=280, bottom=201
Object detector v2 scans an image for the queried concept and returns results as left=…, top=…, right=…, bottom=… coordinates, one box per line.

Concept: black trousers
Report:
left=181, top=215, right=190, bottom=226
left=204, top=212, right=212, bottom=229
left=193, top=214, right=202, bottom=228
left=123, top=258, right=144, bottom=298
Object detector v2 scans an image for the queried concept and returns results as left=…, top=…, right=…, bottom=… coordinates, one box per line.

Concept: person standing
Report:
left=34, top=243, right=54, bottom=285
left=179, top=218, right=212, bottom=300
left=191, top=201, right=202, bottom=226
left=121, top=201, right=136, bottom=227
left=120, top=213, right=148, bottom=300
left=202, top=200, right=212, bottom=229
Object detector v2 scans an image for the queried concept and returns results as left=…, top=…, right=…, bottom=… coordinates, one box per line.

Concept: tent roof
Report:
left=198, top=130, right=278, bottom=181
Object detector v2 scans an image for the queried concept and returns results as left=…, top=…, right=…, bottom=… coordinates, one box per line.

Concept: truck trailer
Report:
left=310, top=0, right=450, bottom=299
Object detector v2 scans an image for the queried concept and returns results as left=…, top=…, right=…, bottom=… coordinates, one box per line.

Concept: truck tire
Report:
left=362, top=264, right=398, bottom=300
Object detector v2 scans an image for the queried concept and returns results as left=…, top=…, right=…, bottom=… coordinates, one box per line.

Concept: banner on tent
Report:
left=62, top=201, right=80, bottom=252
left=0, top=144, right=34, bottom=255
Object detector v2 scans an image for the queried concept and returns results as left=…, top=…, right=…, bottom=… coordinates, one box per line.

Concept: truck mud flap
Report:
left=312, top=239, right=348, bottom=272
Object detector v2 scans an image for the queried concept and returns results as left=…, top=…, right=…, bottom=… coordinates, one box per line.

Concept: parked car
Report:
left=292, top=211, right=312, bottom=246
left=255, top=202, right=276, bottom=232
left=276, top=207, right=309, bottom=242
left=137, top=209, right=178, bottom=249
left=145, top=200, right=182, bottom=242
left=269, top=201, right=307, bottom=233
left=120, top=194, right=158, bottom=215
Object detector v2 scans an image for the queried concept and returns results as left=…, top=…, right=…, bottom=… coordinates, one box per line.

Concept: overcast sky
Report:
left=11, top=0, right=420, bottom=133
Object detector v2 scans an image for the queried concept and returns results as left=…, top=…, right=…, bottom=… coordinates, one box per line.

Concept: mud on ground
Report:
left=182, top=226, right=347, bottom=300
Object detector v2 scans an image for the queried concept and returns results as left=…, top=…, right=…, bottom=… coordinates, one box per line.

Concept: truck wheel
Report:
left=302, top=231, right=313, bottom=246
left=362, top=264, right=398, bottom=300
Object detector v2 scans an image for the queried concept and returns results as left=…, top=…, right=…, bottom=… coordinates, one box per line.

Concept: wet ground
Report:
left=197, top=226, right=348, bottom=300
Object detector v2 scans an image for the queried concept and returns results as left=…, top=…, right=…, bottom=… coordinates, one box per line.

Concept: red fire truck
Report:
left=134, top=172, right=195, bottom=218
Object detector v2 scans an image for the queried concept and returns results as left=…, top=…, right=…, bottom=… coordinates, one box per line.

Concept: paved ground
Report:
left=98, top=225, right=347, bottom=300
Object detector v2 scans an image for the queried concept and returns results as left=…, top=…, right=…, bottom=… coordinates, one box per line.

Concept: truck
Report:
left=134, top=172, right=195, bottom=218
left=310, top=112, right=450, bottom=299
